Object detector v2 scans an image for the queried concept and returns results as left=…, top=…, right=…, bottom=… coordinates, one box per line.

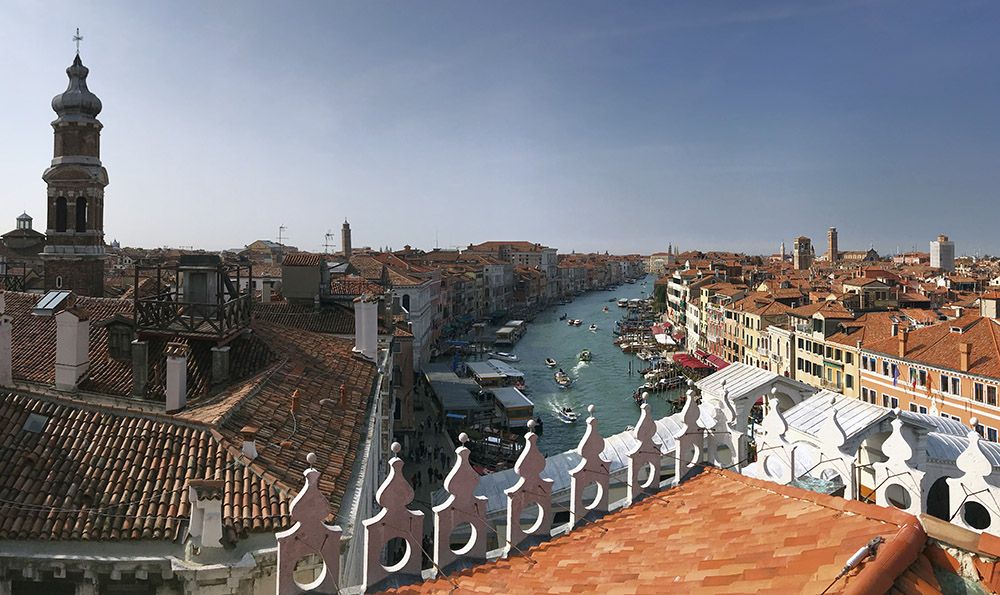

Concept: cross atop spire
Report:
left=73, top=28, right=83, bottom=55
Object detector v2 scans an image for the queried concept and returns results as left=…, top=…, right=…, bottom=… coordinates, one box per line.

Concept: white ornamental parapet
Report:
left=432, top=433, right=488, bottom=574
left=814, top=395, right=857, bottom=500
left=948, top=418, right=1000, bottom=535
left=628, top=400, right=662, bottom=503
left=705, top=388, right=740, bottom=470
left=275, top=453, right=343, bottom=595
left=873, top=408, right=926, bottom=515
left=673, top=389, right=703, bottom=485
left=504, top=419, right=554, bottom=556
left=362, top=442, right=424, bottom=592
left=569, top=404, right=609, bottom=528
left=755, top=394, right=795, bottom=485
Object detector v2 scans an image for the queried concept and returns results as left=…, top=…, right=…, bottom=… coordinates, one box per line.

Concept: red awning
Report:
left=673, top=353, right=712, bottom=370
left=705, top=355, right=730, bottom=369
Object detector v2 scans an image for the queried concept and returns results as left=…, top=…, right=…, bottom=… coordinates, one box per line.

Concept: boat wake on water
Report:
left=571, top=360, right=588, bottom=374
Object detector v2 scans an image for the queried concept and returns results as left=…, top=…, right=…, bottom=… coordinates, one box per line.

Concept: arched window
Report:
left=75, top=197, right=88, bottom=232
left=55, top=276, right=63, bottom=289
left=401, top=294, right=411, bottom=311
left=55, top=197, right=67, bottom=232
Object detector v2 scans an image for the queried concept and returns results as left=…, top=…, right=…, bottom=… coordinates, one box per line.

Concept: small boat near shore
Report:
left=589, top=324, right=598, bottom=332
left=488, top=351, right=519, bottom=362
left=554, top=370, right=573, bottom=388
left=545, top=358, right=557, bottom=368
left=578, top=349, right=592, bottom=362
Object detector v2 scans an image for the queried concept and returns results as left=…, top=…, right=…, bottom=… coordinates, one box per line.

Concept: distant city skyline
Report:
left=2, top=1, right=998, bottom=255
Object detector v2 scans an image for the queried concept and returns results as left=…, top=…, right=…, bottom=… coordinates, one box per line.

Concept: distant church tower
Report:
left=40, top=51, right=108, bottom=296
left=341, top=219, right=352, bottom=259
left=780, top=241, right=786, bottom=261
left=827, top=227, right=839, bottom=263
left=793, top=236, right=812, bottom=270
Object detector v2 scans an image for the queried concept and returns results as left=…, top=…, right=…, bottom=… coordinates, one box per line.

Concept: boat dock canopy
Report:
left=424, top=363, right=492, bottom=413
left=466, top=361, right=506, bottom=382
left=486, top=359, right=524, bottom=378
left=489, top=386, right=533, bottom=409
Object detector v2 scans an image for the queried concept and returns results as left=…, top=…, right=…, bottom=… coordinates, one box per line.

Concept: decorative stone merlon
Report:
left=504, top=419, right=553, bottom=556
left=948, top=418, right=1000, bottom=534
left=432, top=433, right=488, bottom=574
left=673, top=390, right=702, bottom=485
left=874, top=408, right=926, bottom=515
left=627, top=400, right=662, bottom=503
left=362, top=442, right=424, bottom=591
left=569, top=404, right=609, bottom=528
left=275, top=453, right=343, bottom=594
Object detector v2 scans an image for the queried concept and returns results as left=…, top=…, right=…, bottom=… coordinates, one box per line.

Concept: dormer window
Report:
left=103, top=317, right=135, bottom=360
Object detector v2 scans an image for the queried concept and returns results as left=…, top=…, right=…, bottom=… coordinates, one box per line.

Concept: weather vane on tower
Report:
left=73, top=28, right=83, bottom=54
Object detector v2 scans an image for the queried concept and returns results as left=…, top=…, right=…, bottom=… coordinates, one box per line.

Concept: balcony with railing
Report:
left=134, top=255, right=253, bottom=341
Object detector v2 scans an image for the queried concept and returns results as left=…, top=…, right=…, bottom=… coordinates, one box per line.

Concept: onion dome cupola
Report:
left=51, top=54, right=102, bottom=120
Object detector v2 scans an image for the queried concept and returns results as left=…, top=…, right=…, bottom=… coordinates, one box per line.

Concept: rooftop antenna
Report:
left=435, top=229, right=439, bottom=250
left=73, top=28, right=83, bottom=55
left=278, top=225, right=287, bottom=246
left=323, top=230, right=335, bottom=254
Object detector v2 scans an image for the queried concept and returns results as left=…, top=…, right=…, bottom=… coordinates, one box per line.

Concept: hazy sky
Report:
left=2, top=1, right=998, bottom=256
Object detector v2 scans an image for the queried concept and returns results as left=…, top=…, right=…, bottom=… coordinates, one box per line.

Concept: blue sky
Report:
left=1, top=0, right=998, bottom=256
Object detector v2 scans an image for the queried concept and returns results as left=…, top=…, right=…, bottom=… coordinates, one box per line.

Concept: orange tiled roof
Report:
left=386, top=468, right=930, bottom=594
left=0, top=391, right=289, bottom=542
left=866, top=313, right=1000, bottom=378
left=330, top=275, right=385, bottom=297
left=281, top=252, right=322, bottom=267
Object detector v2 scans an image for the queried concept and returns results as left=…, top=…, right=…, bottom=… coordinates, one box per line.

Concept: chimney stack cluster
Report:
left=55, top=308, right=91, bottom=391
left=165, top=341, right=189, bottom=412
left=898, top=330, right=909, bottom=358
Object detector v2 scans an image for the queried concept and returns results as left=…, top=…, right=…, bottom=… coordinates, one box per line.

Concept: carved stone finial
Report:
left=306, top=452, right=317, bottom=467
left=570, top=404, right=609, bottom=527
left=504, top=424, right=554, bottom=554
left=275, top=463, right=342, bottom=594
left=433, top=430, right=487, bottom=572
left=892, top=407, right=901, bottom=417
left=627, top=403, right=661, bottom=504
left=527, top=418, right=536, bottom=430
left=771, top=386, right=778, bottom=396
left=970, top=417, right=980, bottom=428
left=362, top=444, right=424, bottom=590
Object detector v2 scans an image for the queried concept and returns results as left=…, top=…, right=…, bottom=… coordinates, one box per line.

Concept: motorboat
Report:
left=545, top=358, right=558, bottom=368
left=617, top=298, right=628, bottom=307
left=554, top=370, right=573, bottom=388
left=602, top=306, right=609, bottom=313
left=637, top=350, right=654, bottom=361
left=555, top=407, right=579, bottom=424
left=589, top=324, right=598, bottom=332
left=567, top=319, right=575, bottom=326
left=578, top=349, right=592, bottom=362
left=573, top=319, right=583, bottom=326
left=488, top=351, right=519, bottom=362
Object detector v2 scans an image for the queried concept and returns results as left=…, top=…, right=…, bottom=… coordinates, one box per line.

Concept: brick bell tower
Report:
left=40, top=49, right=108, bottom=296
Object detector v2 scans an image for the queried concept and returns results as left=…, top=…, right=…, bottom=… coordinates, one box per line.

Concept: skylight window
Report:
left=31, top=290, right=73, bottom=316
left=22, top=413, right=48, bottom=433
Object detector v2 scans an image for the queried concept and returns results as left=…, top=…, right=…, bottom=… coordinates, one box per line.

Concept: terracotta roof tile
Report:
left=384, top=468, right=920, bottom=594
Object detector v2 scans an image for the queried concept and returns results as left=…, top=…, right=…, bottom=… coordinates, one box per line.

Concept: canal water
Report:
left=510, top=275, right=683, bottom=455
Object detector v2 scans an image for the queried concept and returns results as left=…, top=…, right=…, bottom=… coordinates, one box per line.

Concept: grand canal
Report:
left=508, top=275, right=683, bottom=455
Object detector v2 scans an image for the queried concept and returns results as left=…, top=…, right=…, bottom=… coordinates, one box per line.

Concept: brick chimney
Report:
left=55, top=308, right=90, bottom=391
left=353, top=294, right=378, bottom=361
left=898, top=330, right=908, bottom=359
left=131, top=339, right=148, bottom=397
left=982, top=292, right=1000, bottom=319
left=187, top=478, right=224, bottom=549
left=960, top=342, right=972, bottom=373
left=165, top=341, right=189, bottom=412
left=261, top=281, right=273, bottom=304
left=0, top=295, right=11, bottom=387
left=240, top=425, right=259, bottom=461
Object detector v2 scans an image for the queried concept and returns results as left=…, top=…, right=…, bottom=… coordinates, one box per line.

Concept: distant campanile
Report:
left=40, top=51, right=108, bottom=296
left=930, top=234, right=955, bottom=271
left=827, top=227, right=839, bottom=263
left=342, top=219, right=352, bottom=258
